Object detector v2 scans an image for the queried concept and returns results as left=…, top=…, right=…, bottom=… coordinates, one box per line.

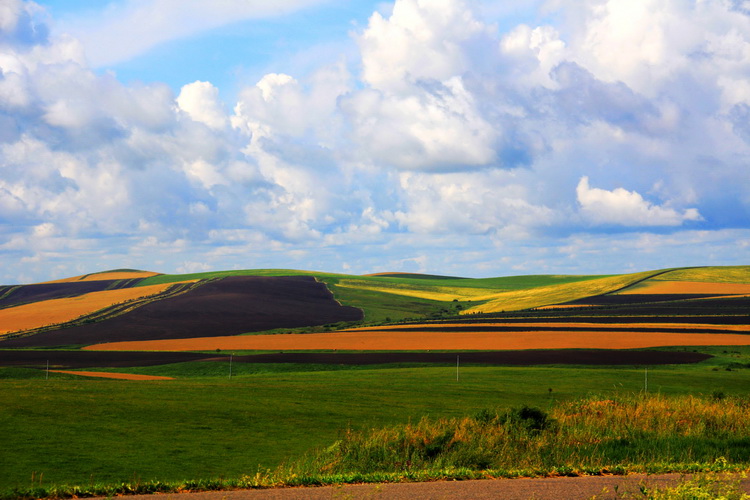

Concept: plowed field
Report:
left=0, top=283, right=176, bottom=335
left=618, top=280, right=750, bottom=295
left=85, top=329, right=750, bottom=352
left=0, top=276, right=363, bottom=347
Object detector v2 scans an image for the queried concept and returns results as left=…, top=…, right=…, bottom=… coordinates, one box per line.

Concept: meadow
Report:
left=1, top=348, right=750, bottom=496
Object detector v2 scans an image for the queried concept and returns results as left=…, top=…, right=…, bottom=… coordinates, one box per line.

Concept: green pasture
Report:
left=2, top=352, right=749, bottom=494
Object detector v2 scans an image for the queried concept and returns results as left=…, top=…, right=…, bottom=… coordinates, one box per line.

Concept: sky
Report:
left=1, top=0, right=749, bottom=284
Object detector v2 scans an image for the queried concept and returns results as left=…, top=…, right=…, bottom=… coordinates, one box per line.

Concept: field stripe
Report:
left=346, top=322, right=750, bottom=332
left=48, top=370, right=173, bottom=380
left=0, top=283, right=178, bottom=335
left=84, top=330, right=750, bottom=352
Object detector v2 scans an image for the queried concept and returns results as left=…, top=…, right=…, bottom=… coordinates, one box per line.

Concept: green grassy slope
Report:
left=2, top=351, right=749, bottom=492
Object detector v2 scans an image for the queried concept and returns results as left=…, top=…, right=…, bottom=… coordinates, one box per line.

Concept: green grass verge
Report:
left=2, top=354, right=750, bottom=495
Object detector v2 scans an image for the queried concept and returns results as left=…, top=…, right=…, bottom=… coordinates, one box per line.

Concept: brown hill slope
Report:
left=0, top=276, right=363, bottom=348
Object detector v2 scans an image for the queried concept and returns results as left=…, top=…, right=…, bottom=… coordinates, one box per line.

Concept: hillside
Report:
left=1, top=265, right=749, bottom=350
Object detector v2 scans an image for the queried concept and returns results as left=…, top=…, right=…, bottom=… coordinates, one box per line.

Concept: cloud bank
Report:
left=1, top=0, right=749, bottom=282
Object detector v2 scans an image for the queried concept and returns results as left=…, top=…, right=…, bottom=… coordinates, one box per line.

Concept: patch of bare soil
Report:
left=619, top=280, right=750, bottom=295
left=85, top=330, right=750, bottom=352
left=49, top=370, right=173, bottom=380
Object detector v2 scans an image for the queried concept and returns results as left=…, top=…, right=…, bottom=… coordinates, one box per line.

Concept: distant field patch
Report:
left=0, top=283, right=176, bottom=335
left=49, top=370, right=174, bottom=381
left=654, top=266, right=750, bottom=283
left=618, top=280, right=750, bottom=295
left=42, top=271, right=160, bottom=283
left=86, top=329, right=750, bottom=352
left=335, top=279, right=494, bottom=301
left=462, top=270, right=663, bottom=313
left=350, top=322, right=750, bottom=333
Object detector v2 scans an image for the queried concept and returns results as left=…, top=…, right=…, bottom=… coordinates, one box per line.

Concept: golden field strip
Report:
left=41, top=271, right=159, bottom=283
left=85, top=330, right=750, bottom=352
left=48, top=370, right=174, bottom=381
left=461, top=271, right=662, bottom=313
left=0, top=283, right=177, bottom=335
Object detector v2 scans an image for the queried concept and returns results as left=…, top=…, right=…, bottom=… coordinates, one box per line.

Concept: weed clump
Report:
left=298, top=394, right=750, bottom=477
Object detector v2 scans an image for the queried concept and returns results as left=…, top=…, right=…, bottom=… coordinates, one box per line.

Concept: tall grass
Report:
left=294, top=394, right=750, bottom=475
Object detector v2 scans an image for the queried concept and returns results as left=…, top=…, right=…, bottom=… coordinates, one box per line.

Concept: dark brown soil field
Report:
left=233, top=350, right=711, bottom=365
left=0, top=279, right=144, bottom=309
left=0, top=350, right=214, bottom=368
left=0, top=349, right=710, bottom=368
left=0, top=276, right=363, bottom=348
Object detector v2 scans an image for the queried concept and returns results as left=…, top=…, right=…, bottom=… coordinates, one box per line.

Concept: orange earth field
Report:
left=48, top=370, right=173, bottom=381
left=0, top=283, right=179, bottom=335
left=41, top=271, right=160, bottom=283
left=86, top=330, right=750, bottom=352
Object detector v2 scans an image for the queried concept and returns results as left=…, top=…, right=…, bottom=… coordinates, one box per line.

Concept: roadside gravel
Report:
left=99, top=474, right=750, bottom=500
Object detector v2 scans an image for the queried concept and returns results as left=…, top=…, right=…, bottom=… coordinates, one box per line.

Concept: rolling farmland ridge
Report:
left=1, top=265, right=750, bottom=498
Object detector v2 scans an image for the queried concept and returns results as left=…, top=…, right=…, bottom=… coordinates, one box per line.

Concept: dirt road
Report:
left=99, top=474, right=750, bottom=500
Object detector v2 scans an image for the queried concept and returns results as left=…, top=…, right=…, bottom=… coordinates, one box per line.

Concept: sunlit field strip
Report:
left=463, top=270, right=663, bottom=313
left=85, top=330, right=750, bottom=352
left=345, top=322, right=750, bottom=332
left=335, top=280, right=498, bottom=301
left=0, top=283, right=177, bottom=334
left=654, top=266, right=750, bottom=283
left=41, top=271, right=160, bottom=283
left=48, top=370, right=174, bottom=381
left=617, top=281, right=750, bottom=295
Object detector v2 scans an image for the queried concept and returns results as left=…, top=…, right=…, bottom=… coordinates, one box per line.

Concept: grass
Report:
left=292, top=394, right=750, bottom=476
left=637, top=473, right=750, bottom=499
left=1, top=353, right=750, bottom=495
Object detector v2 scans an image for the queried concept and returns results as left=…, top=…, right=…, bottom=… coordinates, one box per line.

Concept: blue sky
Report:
left=0, top=0, right=749, bottom=283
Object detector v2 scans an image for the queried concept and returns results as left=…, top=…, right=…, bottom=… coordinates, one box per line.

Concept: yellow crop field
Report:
left=0, top=283, right=175, bottom=335
left=335, top=279, right=497, bottom=302
left=461, top=270, right=661, bottom=313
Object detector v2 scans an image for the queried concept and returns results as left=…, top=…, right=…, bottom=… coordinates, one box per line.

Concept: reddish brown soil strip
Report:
left=42, top=271, right=160, bottom=283
left=49, top=370, right=173, bottom=380
left=619, top=280, right=750, bottom=295
left=85, top=330, right=750, bottom=352
left=93, top=474, right=750, bottom=500
left=0, top=276, right=363, bottom=348
left=0, top=351, right=215, bottom=368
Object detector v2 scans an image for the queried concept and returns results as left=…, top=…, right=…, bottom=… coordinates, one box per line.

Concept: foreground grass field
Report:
left=2, top=351, right=750, bottom=496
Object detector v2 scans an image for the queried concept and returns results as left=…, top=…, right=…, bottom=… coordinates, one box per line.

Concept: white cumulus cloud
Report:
left=576, top=176, right=702, bottom=227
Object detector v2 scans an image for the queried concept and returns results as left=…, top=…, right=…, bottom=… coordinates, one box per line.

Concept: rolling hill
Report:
left=0, top=265, right=749, bottom=360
